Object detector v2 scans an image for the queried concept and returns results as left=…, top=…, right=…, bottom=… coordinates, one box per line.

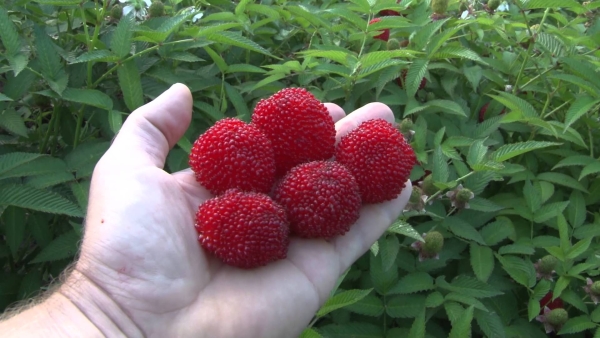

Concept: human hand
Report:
left=59, top=84, right=412, bottom=337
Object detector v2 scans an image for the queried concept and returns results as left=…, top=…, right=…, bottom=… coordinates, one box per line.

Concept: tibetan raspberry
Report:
left=335, top=119, right=416, bottom=203
left=195, top=189, right=290, bottom=269
left=110, top=4, right=122, bottom=20
left=274, top=161, right=361, bottom=239
left=149, top=1, right=165, bottom=17
left=534, top=255, right=558, bottom=281
left=411, top=231, right=444, bottom=261
left=488, top=0, right=501, bottom=11
left=369, top=18, right=390, bottom=42
left=431, top=0, right=449, bottom=14
left=251, top=88, right=336, bottom=176
left=396, top=69, right=427, bottom=90
left=189, top=118, right=276, bottom=196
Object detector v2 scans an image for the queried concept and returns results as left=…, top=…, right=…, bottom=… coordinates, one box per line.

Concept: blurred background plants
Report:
left=1, top=0, right=600, bottom=336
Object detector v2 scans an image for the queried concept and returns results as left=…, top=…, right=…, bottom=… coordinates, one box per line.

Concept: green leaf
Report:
left=318, top=323, right=382, bottom=338
left=387, top=220, right=424, bottom=242
left=299, top=328, right=322, bottom=338
left=475, top=309, right=506, bottom=338
left=437, top=275, right=503, bottom=298
left=117, top=60, right=144, bottom=111
left=34, top=26, right=62, bottom=80
left=489, top=91, right=537, bottom=118
left=18, top=269, right=43, bottom=300
left=424, top=100, right=469, bottom=117
left=592, top=306, right=600, bottom=323
left=317, top=289, right=373, bottom=317
left=370, top=251, right=397, bottom=295
left=111, top=14, right=134, bottom=58
left=580, top=162, right=600, bottom=181
left=0, top=184, right=83, bottom=217
left=521, top=0, right=584, bottom=10
left=537, top=172, right=587, bottom=193
left=567, top=238, right=592, bottom=260
left=558, top=315, right=596, bottom=335
left=0, top=109, right=29, bottom=137
left=527, top=297, right=541, bottom=322
left=470, top=243, right=494, bottom=282
left=108, top=111, right=124, bottom=135
left=468, top=197, right=505, bottom=212
left=32, top=0, right=81, bottom=4
left=495, top=254, right=536, bottom=288
left=445, top=293, right=488, bottom=312
left=435, top=45, right=485, bottom=63
left=481, top=218, right=513, bottom=246
left=561, top=289, right=589, bottom=314
left=359, top=50, right=416, bottom=68
left=61, top=88, right=113, bottom=111
left=491, top=141, right=561, bottom=162
left=380, top=235, right=400, bottom=271
left=345, top=294, right=384, bottom=317
left=30, top=230, right=80, bottom=263
left=406, top=59, right=429, bottom=97
left=498, top=244, right=535, bottom=255
left=523, top=180, right=542, bottom=212
left=553, top=275, right=571, bottom=299
left=0, top=153, right=44, bottom=176
left=388, top=272, right=434, bottom=295
left=467, top=140, right=487, bottom=168
left=449, top=305, right=474, bottom=338
left=432, top=146, right=449, bottom=183
left=445, top=301, right=465, bottom=325
left=2, top=206, right=26, bottom=258
left=567, top=191, right=586, bottom=228
left=224, top=83, right=250, bottom=121
left=557, top=213, right=571, bottom=250
left=0, top=7, right=21, bottom=56
left=445, top=217, right=486, bottom=245
left=0, top=156, right=67, bottom=180
left=408, top=310, right=426, bottom=338
left=71, top=50, right=118, bottom=64
left=206, top=31, right=275, bottom=57
left=425, top=291, right=445, bottom=308
left=386, top=294, right=427, bottom=318
left=564, top=95, right=600, bottom=131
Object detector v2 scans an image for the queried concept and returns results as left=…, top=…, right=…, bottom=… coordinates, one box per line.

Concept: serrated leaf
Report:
left=580, top=162, right=600, bottom=181
left=445, top=217, right=486, bottom=245
left=489, top=92, right=537, bottom=118
left=2, top=206, right=26, bottom=258
left=345, top=294, right=384, bottom=317
left=437, top=275, right=503, bottom=298
left=224, top=83, right=250, bottom=121
left=467, top=140, right=487, bottom=168
left=318, top=322, right=382, bottom=338
left=561, top=289, right=588, bottom=314
left=406, top=59, right=429, bottom=97
left=481, top=218, right=513, bottom=246
left=424, top=99, right=468, bottom=117
left=317, top=289, right=372, bottom=317
left=70, top=50, right=118, bottom=64
left=0, top=153, right=44, bottom=176
left=299, top=328, right=322, bottom=338
left=34, top=26, right=62, bottom=81
left=553, top=275, right=570, bottom=299
left=387, top=220, right=424, bottom=242
left=522, top=0, right=583, bottom=9
left=408, top=310, right=426, bottom=338
left=532, top=280, right=551, bottom=301
left=0, top=184, right=83, bottom=217
left=111, top=14, right=134, bottom=58
left=118, top=60, right=144, bottom=111
left=527, top=297, right=541, bottom=322
left=380, top=235, right=400, bottom=271
left=491, top=141, right=561, bottom=162
left=533, top=201, right=570, bottom=223
left=30, top=230, right=80, bottom=263
left=558, top=315, right=596, bottom=335
left=468, top=197, right=505, bottom=212
left=206, top=31, right=274, bottom=57
left=432, top=146, right=449, bottom=183
left=445, top=301, right=465, bottom=325
left=0, top=7, right=21, bottom=56
left=449, top=305, right=474, bottom=338
left=386, top=294, right=427, bottom=318
left=370, top=251, right=397, bottom=295
left=0, top=109, right=28, bottom=137
left=567, top=237, right=592, bottom=260
left=18, top=269, right=43, bottom=300
left=470, top=243, right=494, bottom=282
left=33, top=0, right=81, bottom=4
left=25, top=171, right=75, bottom=189
left=435, top=45, right=484, bottom=63
left=498, top=244, right=535, bottom=255
left=564, top=95, right=600, bottom=131
left=445, top=293, right=488, bottom=312
left=388, top=272, right=434, bottom=295
left=523, top=180, right=542, bottom=212
left=495, top=254, right=536, bottom=288
left=537, top=172, right=587, bottom=193
left=0, top=156, right=67, bottom=180
left=168, top=52, right=204, bottom=63
left=426, top=291, right=445, bottom=308
left=61, top=88, right=113, bottom=111
left=475, top=309, right=506, bottom=338
left=359, top=50, right=416, bottom=68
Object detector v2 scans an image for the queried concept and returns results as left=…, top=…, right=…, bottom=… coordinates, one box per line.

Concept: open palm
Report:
left=70, top=84, right=412, bottom=338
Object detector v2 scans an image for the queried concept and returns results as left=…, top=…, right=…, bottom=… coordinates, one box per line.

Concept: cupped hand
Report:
left=68, top=84, right=412, bottom=338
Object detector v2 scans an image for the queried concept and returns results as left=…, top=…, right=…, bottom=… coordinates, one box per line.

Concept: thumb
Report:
left=104, top=83, right=193, bottom=169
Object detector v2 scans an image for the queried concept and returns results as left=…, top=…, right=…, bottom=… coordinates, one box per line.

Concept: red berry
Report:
left=195, top=189, right=290, bottom=269
left=379, top=9, right=401, bottom=16
left=335, top=119, right=416, bottom=204
left=189, top=118, right=276, bottom=196
left=369, top=18, right=390, bottom=42
left=396, top=69, right=426, bottom=90
left=252, top=88, right=336, bottom=177
left=274, top=161, right=361, bottom=239
left=539, top=292, right=564, bottom=315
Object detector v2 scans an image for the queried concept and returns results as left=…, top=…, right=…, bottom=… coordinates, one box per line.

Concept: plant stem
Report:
left=73, top=107, right=85, bottom=148
left=424, top=171, right=475, bottom=204
left=39, top=104, right=58, bottom=153
left=92, top=39, right=195, bottom=88
left=519, top=66, right=554, bottom=91
left=79, top=4, right=93, bottom=87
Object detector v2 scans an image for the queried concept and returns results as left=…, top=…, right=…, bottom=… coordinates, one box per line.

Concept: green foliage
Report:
left=1, top=0, right=600, bottom=336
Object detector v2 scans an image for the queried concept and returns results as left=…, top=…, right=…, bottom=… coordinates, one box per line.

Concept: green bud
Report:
left=399, top=118, right=413, bottom=132
left=111, top=4, right=122, bottom=20
left=546, top=308, right=568, bottom=327
left=592, top=281, right=600, bottom=295
left=423, top=231, right=444, bottom=255
left=149, top=1, right=165, bottom=17
left=488, top=0, right=501, bottom=10
left=426, top=92, right=436, bottom=102
left=431, top=0, right=449, bottom=14
left=456, top=188, right=474, bottom=203
left=421, top=175, right=438, bottom=196
left=539, top=255, right=558, bottom=274
left=387, top=38, right=401, bottom=50
left=410, top=186, right=423, bottom=204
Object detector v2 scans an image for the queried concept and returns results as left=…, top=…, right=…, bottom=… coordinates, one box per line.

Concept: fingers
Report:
left=103, top=83, right=193, bottom=169
left=324, top=103, right=345, bottom=123
left=333, top=180, right=413, bottom=270
left=335, top=102, right=395, bottom=144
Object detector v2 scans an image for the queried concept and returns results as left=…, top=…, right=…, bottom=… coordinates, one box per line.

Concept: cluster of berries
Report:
left=188, top=88, right=416, bottom=269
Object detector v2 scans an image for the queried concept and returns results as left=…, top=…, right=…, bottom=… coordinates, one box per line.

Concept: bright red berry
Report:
left=478, top=102, right=506, bottom=122
left=369, top=18, right=390, bottom=41
left=251, top=88, right=336, bottom=177
left=396, top=69, right=426, bottom=90
left=539, top=292, right=564, bottom=315
left=335, top=119, right=416, bottom=204
left=189, top=118, right=275, bottom=196
left=274, top=161, right=361, bottom=239
left=379, top=0, right=403, bottom=16
left=195, top=189, right=290, bottom=269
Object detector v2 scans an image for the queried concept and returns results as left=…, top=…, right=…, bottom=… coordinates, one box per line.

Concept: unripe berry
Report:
left=149, top=1, right=165, bottom=17
left=592, top=281, right=600, bottom=295
left=387, top=38, right=401, bottom=50
left=423, top=231, right=444, bottom=255
left=539, top=255, right=558, bottom=274
left=488, top=0, right=501, bottom=11
left=546, top=308, right=568, bottom=327
left=456, top=188, right=474, bottom=203
left=431, top=0, right=449, bottom=14
left=421, top=175, right=438, bottom=196
left=111, top=4, right=122, bottom=20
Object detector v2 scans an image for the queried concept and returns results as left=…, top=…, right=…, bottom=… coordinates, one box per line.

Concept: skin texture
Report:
left=0, top=84, right=412, bottom=338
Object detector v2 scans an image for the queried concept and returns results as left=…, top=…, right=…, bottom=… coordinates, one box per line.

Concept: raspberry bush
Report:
left=1, top=0, right=600, bottom=336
